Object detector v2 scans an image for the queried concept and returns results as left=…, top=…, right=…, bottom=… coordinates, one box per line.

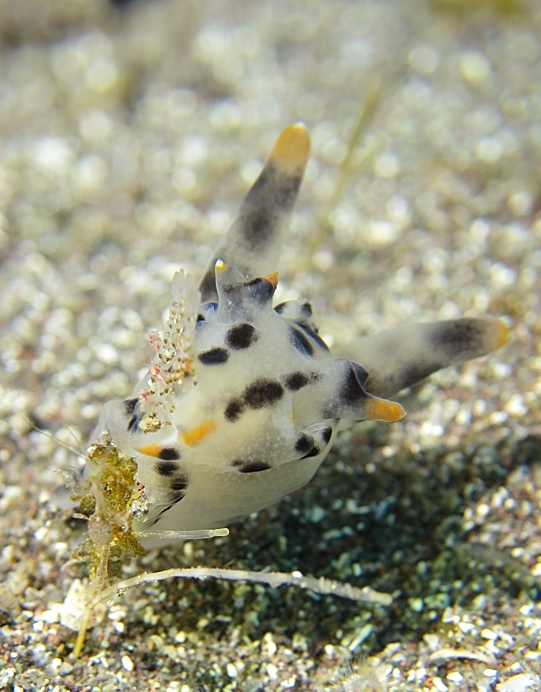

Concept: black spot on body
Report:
left=275, top=176, right=302, bottom=208
left=321, top=426, right=333, bottom=444
left=238, top=164, right=303, bottom=251
left=301, top=302, right=313, bottom=317
left=275, top=302, right=314, bottom=322
left=241, top=206, right=276, bottom=251
left=156, top=460, right=178, bottom=477
left=296, top=322, right=329, bottom=352
left=302, top=446, right=321, bottom=458
left=341, top=364, right=368, bottom=406
left=223, top=277, right=274, bottom=308
left=201, top=302, right=218, bottom=320
left=351, top=361, right=369, bottom=387
left=295, top=434, right=314, bottom=455
left=245, top=277, right=275, bottom=304
left=243, top=379, right=284, bottom=409
left=231, top=459, right=271, bottom=473
left=289, top=326, right=314, bottom=357
left=170, top=477, right=188, bottom=491
left=198, top=348, right=229, bottom=365
left=431, top=319, right=483, bottom=358
left=285, top=370, right=321, bottom=391
left=158, top=447, right=181, bottom=461
left=243, top=462, right=270, bottom=473
left=285, top=372, right=310, bottom=391
left=226, top=323, right=258, bottom=350
left=225, top=399, right=244, bottom=421
left=124, top=398, right=138, bottom=415
left=262, top=163, right=303, bottom=209
left=127, top=415, right=138, bottom=432
left=199, top=269, right=218, bottom=302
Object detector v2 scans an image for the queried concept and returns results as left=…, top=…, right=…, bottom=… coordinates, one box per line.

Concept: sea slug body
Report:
left=88, top=124, right=508, bottom=546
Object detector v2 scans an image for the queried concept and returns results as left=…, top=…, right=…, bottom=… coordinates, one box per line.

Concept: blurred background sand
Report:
left=0, top=0, right=540, bottom=689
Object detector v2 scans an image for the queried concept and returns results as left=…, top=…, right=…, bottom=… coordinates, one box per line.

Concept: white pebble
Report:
left=460, top=51, right=492, bottom=85
left=40, top=610, right=60, bottom=624
left=387, top=195, right=410, bottom=227
left=508, top=191, right=534, bottom=217
left=263, top=632, right=277, bottom=656
left=165, top=684, right=181, bottom=692
left=312, top=250, right=334, bottom=271
left=93, top=342, right=119, bottom=365
left=470, top=219, right=490, bottom=242
left=86, top=59, right=119, bottom=92
left=476, top=504, right=490, bottom=520
left=489, top=411, right=509, bottom=425
left=504, top=394, right=528, bottom=417
left=309, top=505, right=325, bottom=523
left=374, top=152, right=399, bottom=178
left=266, top=663, right=278, bottom=680
left=447, top=671, right=464, bottom=683
left=497, top=674, right=538, bottom=692
left=121, top=655, right=134, bottom=672
left=75, top=155, right=108, bottom=191
left=32, top=136, right=73, bottom=174
left=432, top=676, right=448, bottom=692
left=481, top=628, right=498, bottom=640
left=349, top=624, right=373, bottom=651
left=368, top=220, right=400, bottom=246
left=475, top=137, right=504, bottom=163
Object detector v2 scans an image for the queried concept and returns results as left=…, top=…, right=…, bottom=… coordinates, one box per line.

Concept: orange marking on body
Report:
left=364, top=398, right=406, bottom=423
left=138, top=443, right=163, bottom=458
left=269, top=123, right=310, bottom=175
left=182, top=420, right=217, bottom=447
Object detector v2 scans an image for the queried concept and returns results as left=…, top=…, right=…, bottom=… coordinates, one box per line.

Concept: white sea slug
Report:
left=90, top=124, right=508, bottom=546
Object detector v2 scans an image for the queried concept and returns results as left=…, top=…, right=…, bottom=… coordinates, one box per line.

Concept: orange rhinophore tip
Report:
left=493, top=318, right=510, bottom=350
left=265, top=272, right=279, bottom=289
left=269, top=123, right=310, bottom=176
left=364, top=397, right=407, bottom=423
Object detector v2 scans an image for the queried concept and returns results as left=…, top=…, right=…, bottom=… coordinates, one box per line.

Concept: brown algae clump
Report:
left=71, top=438, right=145, bottom=589
left=67, top=437, right=145, bottom=656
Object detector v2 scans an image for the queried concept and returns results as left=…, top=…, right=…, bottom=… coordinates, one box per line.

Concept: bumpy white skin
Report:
left=97, top=264, right=405, bottom=538
left=91, top=124, right=508, bottom=545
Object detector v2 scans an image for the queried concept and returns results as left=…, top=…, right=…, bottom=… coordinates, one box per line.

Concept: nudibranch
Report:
left=89, top=123, right=508, bottom=547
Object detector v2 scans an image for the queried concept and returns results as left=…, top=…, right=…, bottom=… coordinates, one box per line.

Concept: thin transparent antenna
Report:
left=136, top=528, right=230, bottom=540
left=28, top=420, right=87, bottom=459
left=100, top=566, right=392, bottom=606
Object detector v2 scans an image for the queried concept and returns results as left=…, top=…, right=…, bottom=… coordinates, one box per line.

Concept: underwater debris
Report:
left=332, top=654, right=391, bottom=692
